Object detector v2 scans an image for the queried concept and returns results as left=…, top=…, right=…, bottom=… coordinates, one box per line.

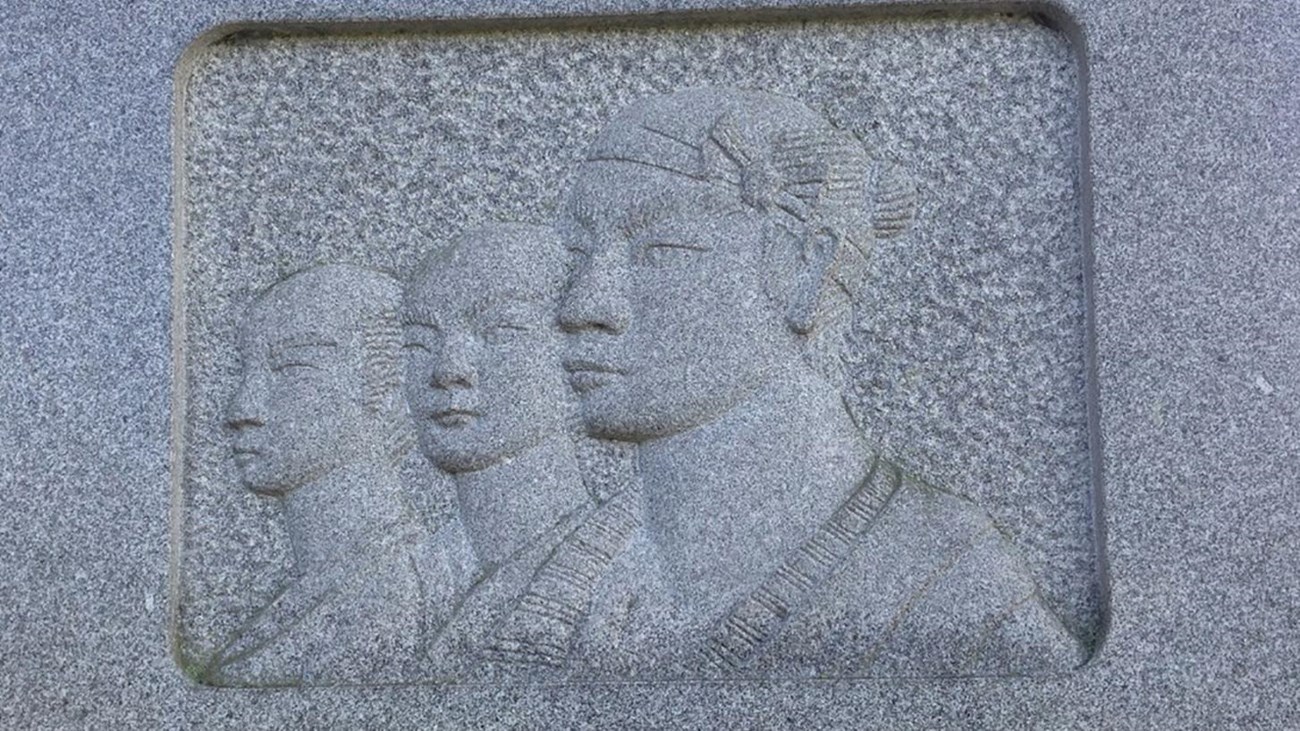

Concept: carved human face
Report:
left=558, top=161, right=789, bottom=441
left=226, top=275, right=374, bottom=496
left=403, top=229, right=568, bottom=474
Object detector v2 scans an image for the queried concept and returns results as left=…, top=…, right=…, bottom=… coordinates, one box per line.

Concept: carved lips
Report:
left=562, top=358, right=625, bottom=393
left=428, top=393, right=482, bottom=428
left=231, top=446, right=262, bottom=469
left=431, top=407, right=480, bottom=428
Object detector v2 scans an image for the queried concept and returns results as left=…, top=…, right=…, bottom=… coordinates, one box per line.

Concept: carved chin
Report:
left=575, top=390, right=682, bottom=443
left=420, top=429, right=535, bottom=475
left=428, top=449, right=499, bottom=475
left=576, top=410, right=639, bottom=442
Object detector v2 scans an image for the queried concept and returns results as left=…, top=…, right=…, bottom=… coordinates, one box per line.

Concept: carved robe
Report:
left=573, top=456, right=1083, bottom=678
left=201, top=514, right=472, bottom=686
left=423, top=488, right=641, bottom=682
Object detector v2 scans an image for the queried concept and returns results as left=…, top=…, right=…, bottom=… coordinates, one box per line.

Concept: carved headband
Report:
left=584, top=113, right=916, bottom=256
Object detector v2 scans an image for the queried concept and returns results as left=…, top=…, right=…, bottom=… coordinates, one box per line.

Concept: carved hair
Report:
left=358, top=305, right=416, bottom=462
left=359, top=307, right=403, bottom=412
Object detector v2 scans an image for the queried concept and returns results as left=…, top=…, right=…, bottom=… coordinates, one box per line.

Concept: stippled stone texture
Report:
left=176, top=17, right=1098, bottom=681
left=3, top=0, right=1298, bottom=726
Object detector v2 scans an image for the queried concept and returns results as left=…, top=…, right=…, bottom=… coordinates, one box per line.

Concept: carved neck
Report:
left=637, top=356, right=870, bottom=621
left=281, top=457, right=405, bottom=580
left=454, top=435, right=587, bottom=568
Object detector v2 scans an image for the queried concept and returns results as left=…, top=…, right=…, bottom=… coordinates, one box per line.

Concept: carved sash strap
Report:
left=485, top=488, right=642, bottom=669
left=702, top=456, right=902, bottom=672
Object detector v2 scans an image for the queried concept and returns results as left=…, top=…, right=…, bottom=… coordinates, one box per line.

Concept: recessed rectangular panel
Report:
left=172, top=11, right=1101, bottom=686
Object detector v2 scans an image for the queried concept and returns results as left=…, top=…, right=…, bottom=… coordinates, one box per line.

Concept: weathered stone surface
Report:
left=176, top=29, right=1095, bottom=683
left=3, top=0, right=1298, bottom=726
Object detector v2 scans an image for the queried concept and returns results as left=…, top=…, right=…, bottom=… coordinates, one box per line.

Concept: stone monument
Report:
left=6, top=1, right=1296, bottom=726
left=177, top=75, right=1098, bottom=683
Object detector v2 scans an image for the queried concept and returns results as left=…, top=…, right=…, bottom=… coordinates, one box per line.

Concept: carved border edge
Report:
left=164, top=0, right=1106, bottom=685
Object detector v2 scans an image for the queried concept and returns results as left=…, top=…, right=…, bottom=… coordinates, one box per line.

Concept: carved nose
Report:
left=431, top=332, right=478, bottom=388
left=559, top=253, right=630, bottom=335
left=226, top=377, right=265, bottom=430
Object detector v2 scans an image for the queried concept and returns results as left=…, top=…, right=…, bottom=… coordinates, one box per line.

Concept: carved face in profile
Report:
left=226, top=266, right=400, bottom=496
left=557, top=88, right=877, bottom=442
left=558, top=163, right=790, bottom=441
left=403, top=224, right=569, bottom=474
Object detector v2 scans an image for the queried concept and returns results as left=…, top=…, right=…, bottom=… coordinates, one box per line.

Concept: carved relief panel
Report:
left=172, top=12, right=1102, bottom=685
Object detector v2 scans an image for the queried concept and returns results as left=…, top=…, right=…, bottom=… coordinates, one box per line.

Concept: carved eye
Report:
left=402, top=324, right=440, bottom=354
left=642, top=241, right=709, bottom=267
left=267, top=341, right=334, bottom=375
left=481, top=322, right=530, bottom=345
left=270, top=361, right=319, bottom=375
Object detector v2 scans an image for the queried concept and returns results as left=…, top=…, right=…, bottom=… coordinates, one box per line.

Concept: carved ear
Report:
left=785, top=227, right=839, bottom=335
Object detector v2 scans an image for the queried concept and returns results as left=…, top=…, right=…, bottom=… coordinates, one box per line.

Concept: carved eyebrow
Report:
left=627, top=195, right=748, bottom=241
left=498, top=292, right=549, bottom=305
left=268, top=334, right=337, bottom=354
left=475, top=292, right=553, bottom=315
left=644, top=240, right=714, bottom=251
left=615, top=191, right=679, bottom=236
left=266, top=337, right=338, bottom=366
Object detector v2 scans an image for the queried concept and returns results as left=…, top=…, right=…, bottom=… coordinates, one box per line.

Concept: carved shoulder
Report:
left=774, top=471, right=1082, bottom=676
left=863, top=476, right=1083, bottom=674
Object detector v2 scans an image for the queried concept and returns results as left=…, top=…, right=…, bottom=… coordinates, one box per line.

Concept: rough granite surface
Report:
left=1, top=0, right=1298, bottom=727
left=175, top=14, right=1098, bottom=671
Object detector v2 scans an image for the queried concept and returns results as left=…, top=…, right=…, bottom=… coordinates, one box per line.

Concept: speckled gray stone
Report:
left=175, top=17, right=1095, bottom=684
left=2, top=0, right=1299, bottom=726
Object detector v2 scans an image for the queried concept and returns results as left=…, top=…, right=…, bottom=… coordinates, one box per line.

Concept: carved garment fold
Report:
left=485, top=487, right=642, bottom=668
left=702, top=455, right=902, bottom=671
left=202, top=514, right=455, bottom=686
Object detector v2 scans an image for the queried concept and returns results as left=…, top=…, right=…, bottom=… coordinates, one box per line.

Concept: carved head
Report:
left=402, top=223, right=570, bottom=474
left=226, top=264, right=410, bottom=496
left=558, top=87, right=908, bottom=441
